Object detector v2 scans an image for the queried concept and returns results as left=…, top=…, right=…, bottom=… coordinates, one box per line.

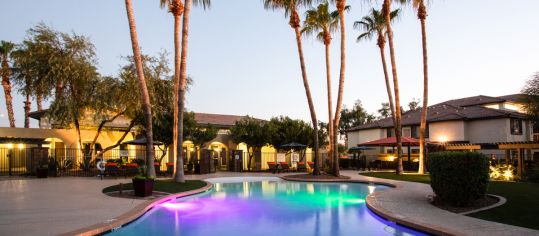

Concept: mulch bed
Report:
left=431, top=195, right=500, bottom=214
left=284, top=173, right=351, bottom=181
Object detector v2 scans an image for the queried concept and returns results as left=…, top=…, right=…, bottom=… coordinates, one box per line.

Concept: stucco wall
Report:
left=0, top=127, right=135, bottom=148
left=466, top=118, right=531, bottom=143
left=429, top=121, right=467, bottom=142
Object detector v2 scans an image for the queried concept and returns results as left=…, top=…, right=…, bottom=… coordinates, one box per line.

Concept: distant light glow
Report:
left=388, top=155, right=395, bottom=162
left=490, top=164, right=515, bottom=181
left=438, top=136, right=448, bottom=143
left=7, top=143, right=13, bottom=149
left=368, top=185, right=376, bottom=194
left=18, top=143, right=24, bottom=149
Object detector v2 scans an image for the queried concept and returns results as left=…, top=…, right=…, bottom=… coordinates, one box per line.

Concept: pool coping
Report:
left=58, top=181, right=213, bottom=236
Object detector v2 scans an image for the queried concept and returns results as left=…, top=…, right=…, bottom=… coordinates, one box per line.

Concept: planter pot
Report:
left=132, top=178, right=154, bottom=197
left=36, top=168, right=48, bottom=178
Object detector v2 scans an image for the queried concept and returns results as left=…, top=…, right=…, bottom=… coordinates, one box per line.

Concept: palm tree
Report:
left=301, top=2, right=339, bottom=169
left=382, top=0, right=405, bottom=174
left=0, top=41, right=16, bottom=127
left=10, top=45, right=34, bottom=128
left=329, top=0, right=347, bottom=177
left=415, top=0, right=429, bottom=175
left=124, top=0, right=156, bottom=177
left=160, top=0, right=210, bottom=183
left=263, top=0, right=321, bottom=175
left=355, top=8, right=400, bottom=131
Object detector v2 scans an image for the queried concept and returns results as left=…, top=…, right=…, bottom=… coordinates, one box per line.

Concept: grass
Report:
left=360, top=172, right=539, bottom=230
left=102, top=179, right=207, bottom=194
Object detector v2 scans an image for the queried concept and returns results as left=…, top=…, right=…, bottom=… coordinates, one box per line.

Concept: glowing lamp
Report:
left=18, top=144, right=24, bottom=149
left=438, top=136, right=448, bottom=143
left=388, top=155, right=395, bottom=162
left=7, top=143, right=13, bottom=149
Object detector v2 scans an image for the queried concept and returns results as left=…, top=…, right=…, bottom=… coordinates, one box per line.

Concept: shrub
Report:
left=428, top=151, right=489, bottom=207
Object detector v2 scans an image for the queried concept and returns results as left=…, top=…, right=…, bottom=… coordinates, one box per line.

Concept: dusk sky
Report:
left=1, top=0, right=538, bottom=128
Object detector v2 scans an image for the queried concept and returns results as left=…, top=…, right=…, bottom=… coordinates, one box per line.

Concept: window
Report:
left=411, top=126, right=418, bottom=138
left=510, top=119, right=523, bottom=135
left=386, top=128, right=394, bottom=137
left=402, top=127, right=411, bottom=137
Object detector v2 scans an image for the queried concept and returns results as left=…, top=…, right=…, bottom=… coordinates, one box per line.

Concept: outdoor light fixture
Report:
left=388, top=155, right=395, bottom=161
left=18, top=144, right=24, bottom=149
left=7, top=143, right=13, bottom=149
left=438, top=136, right=448, bottom=143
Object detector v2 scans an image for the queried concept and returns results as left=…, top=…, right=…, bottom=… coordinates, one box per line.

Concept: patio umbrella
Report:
left=121, top=137, right=164, bottom=146
left=280, top=143, right=307, bottom=163
left=359, top=137, right=421, bottom=168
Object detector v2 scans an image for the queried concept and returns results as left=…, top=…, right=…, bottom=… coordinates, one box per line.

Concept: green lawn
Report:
left=361, top=172, right=539, bottom=230
left=102, top=179, right=207, bottom=194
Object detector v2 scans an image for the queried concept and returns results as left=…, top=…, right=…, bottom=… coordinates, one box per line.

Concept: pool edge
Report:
left=58, top=181, right=213, bottom=236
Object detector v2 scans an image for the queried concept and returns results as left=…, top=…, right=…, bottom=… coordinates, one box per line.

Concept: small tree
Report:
left=522, top=72, right=539, bottom=123
left=183, top=111, right=218, bottom=163
left=230, top=117, right=270, bottom=171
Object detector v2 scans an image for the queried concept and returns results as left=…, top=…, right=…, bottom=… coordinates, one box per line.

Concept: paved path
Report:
left=1, top=171, right=537, bottom=236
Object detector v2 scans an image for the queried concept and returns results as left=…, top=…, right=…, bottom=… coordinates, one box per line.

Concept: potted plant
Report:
left=36, top=163, right=48, bottom=178
left=132, top=166, right=154, bottom=197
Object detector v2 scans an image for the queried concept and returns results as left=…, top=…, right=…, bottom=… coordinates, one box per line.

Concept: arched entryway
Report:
left=209, top=142, right=228, bottom=171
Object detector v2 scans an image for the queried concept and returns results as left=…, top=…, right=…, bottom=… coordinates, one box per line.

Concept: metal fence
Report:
left=0, top=148, right=165, bottom=177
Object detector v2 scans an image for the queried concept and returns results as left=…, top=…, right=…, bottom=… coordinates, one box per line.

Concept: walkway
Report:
left=0, top=171, right=537, bottom=236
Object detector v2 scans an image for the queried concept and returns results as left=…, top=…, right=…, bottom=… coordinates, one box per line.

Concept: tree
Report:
left=355, top=8, right=400, bottom=127
left=125, top=0, right=155, bottom=177
left=407, top=98, right=421, bottom=111
left=10, top=45, right=35, bottom=128
left=339, top=100, right=375, bottom=133
left=522, top=72, right=539, bottom=123
left=329, top=0, right=349, bottom=177
left=382, top=0, right=406, bottom=174
left=301, top=2, right=340, bottom=166
left=230, top=117, right=270, bottom=171
left=263, top=0, right=321, bottom=175
left=160, top=0, right=210, bottom=183
left=184, top=112, right=218, bottom=164
left=0, top=41, right=16, bottom=127
left=415, top=0, right=430, bottom=175
left=377, top=102, right=391, bottom=119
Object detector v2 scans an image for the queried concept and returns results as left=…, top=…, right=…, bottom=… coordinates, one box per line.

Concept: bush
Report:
left=428, top=151, right=489, bottom=207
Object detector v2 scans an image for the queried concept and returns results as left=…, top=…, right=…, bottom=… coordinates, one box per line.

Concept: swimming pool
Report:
left=106, top=177, right=427, bottom=236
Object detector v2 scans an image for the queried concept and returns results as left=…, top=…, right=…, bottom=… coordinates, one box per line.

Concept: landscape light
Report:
left=7, top=143, right=13, bottom=149
left=18, top=144, right=24, bottom=149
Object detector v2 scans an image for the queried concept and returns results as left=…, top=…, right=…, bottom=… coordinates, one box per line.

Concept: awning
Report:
left=121, top=137, right=164, bottom=146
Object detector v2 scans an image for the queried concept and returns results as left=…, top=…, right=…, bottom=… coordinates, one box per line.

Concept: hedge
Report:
left=428, top=151, right=489, bottom=207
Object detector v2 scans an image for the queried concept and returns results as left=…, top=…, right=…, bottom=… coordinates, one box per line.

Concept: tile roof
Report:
left=194, top=112, right=252, bottom=128
left=347, top=94, right=527, bottom=132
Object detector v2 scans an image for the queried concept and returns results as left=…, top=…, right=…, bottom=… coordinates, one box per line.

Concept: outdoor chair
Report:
left=307, top=162, right=315, bottom=169
left=124, top=163, right=139, bottom=177
left=279, top=162, right=290, bottom=173
left=166, top=162, right=174, bottom=176
left=267, top=162, right=279, bottom=174
left=104, top=163, right=120, bottom=178
left=296, top=162, right=307, bottom=172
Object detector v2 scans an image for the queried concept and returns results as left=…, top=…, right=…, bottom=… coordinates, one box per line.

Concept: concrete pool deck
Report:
left=0, top=171, right=537, bottom=236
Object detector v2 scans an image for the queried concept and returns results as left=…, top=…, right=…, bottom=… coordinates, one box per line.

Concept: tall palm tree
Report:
left=160, top=0, right=210, bottom=183
left=10, top=46, right=34, bottom=128
left=125, top=0, right=156, bottom=177
left=415, top=0, right=429, bottom=175
left=382, top=0, right=404, bottom=174
left=0, top=41, right=16, bottom=127
left=301, top=2, right=339, bottom=168
left=263, top=0, right=321, bottom=175
left=355, top=8, right=400, bottom=131
left=329, top=0, right=347, bottom=177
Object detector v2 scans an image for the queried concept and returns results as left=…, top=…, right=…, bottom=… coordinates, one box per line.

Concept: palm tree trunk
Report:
left=24, top=93, right=31, bottom=128
left=383, top=0, right=403, bottom=174
left=418, top=1, right=429, bottom=175
left=378, top=43, right=396, bottom=126
left=2, top=59, right=15, bottom=127
left=125, top=0, right=155, bottom=177
left=324, top=42, right=333, bottom=164
left=332, top=0, right=347, bottom=177
left=175, top=0, right=192, bottom=183
left=37, top=93, right=43, bottom=111
left=171, top=0, right=184, bottom=183
left=290, top=7, right=320, bottom=175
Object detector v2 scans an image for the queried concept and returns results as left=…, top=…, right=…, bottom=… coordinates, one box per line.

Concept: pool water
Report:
left=107, top=178, right=428, bottom=236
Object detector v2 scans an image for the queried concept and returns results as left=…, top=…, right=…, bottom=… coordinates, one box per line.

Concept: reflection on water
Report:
left=107, top=180, right=428, bottom=236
